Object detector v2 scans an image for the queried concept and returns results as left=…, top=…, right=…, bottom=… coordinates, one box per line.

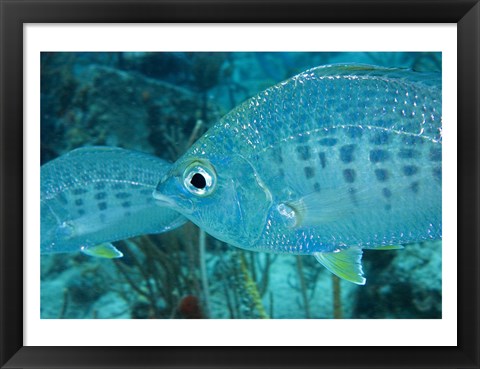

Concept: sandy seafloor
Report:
left=41, top=52, right=442, bottom=319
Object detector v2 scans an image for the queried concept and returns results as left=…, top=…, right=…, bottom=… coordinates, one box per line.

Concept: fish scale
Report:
left=155, top=64, right=442, bottom=284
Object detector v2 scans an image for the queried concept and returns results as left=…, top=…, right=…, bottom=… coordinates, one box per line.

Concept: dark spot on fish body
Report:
left=429, top=147, right=442, bottom=162
left=77, top=209, right=85, bottom=216
left=140, top=189, right=152, bottom=196
left=403, top=165, right=419, bottom=176
left=304, top=166, right=315, bottom=179
left=318, top=152, right=327, bottom=168
left=433, top=167, right=442, bottom=182
left=385, top=204, right=392, bottom=211
left=145, top=197, right=154, bottom=204
left=319, top=138, right=338, bottom=147
left=382, top=187, right=392, bottom=198
left=278, top=168, right=285, bottom=178
left=94, top=192, right=107, bottom=200
left=410, top=181, right=420, bottom=194
left=94, top=182, right=106, bottom=190
left=72, top=188, right=88, bottom=195
left=124, top=211, right=131, bottom=217
left=98, top=202, right=108, bottom=211
left=58, top=193, right=68, bottom=205
left=370, top=149, right=390, bottom=163
left=121, top=201, right=131, bottom=208
left=374, top=169, right=389, bottom=182
left=75, top=198, right=83, bottom=206
left=313, top=182, right=321, bottom=192
left=272, top=147, right=283, bottom=164
left=345, top=126, right=363, bottom=139
left=343, top=169, right=356, bottom=183
left=340, top=144, right=356, bottom=163
left=296, top=145, right=311, bottom=161
left=398, top=149, right=420, bottom=159
left=370, top=131, right=391, bottom=145
left=115, top=192, right=132, bottom=199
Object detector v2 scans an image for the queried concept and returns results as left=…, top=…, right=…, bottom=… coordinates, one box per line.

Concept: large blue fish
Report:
left=41, top=146, right=186, bottom=258
left=154, top=64, right=442, bottom=284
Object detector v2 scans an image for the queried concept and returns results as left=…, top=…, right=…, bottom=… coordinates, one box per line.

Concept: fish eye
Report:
left=190, top=173, right=206, bottom=189
left=183, top=161, right=216, bottom=196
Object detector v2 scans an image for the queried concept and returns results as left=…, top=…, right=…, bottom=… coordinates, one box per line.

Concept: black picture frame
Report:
left=1, top=1, right=479, bottom=368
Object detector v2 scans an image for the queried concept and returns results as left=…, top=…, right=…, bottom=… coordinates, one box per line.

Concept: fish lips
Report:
left=153, top=181, right=194, bottom=214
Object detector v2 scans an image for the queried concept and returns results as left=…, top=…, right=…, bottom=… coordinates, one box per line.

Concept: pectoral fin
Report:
left=81, top=243, right=123, bottom=258
left=314, top=248, right=366, bottom=285
left=284, top=186, right=374, bottom=227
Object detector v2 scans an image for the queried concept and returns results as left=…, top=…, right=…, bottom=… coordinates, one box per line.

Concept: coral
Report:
left=239, top=253, right=269, bottom=319
left=177, top=295, right=205, bottom=319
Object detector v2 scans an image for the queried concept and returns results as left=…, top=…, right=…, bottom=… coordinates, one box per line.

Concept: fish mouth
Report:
left=152, top=191, right=178, bottom=208
left=153, top=189, right=194, bottom=214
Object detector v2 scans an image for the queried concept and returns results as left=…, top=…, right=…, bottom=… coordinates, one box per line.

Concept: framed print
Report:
left=1, top=1, right=479, bottom=368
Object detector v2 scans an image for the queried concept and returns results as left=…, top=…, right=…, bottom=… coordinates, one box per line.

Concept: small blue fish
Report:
left=41, top=146, right=186, bottom=258
left=154, top=64, right=442, bottom=284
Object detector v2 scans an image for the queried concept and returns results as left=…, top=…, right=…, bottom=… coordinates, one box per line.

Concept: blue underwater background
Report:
left=41, top=52, right=442, bottom=319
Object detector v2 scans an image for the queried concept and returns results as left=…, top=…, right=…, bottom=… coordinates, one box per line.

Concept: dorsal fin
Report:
left=61, top=146, right=166, bottom=164
left=296, top=63, right=441, bottom=87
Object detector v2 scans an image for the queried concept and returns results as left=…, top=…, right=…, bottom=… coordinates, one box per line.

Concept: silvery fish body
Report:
left=41, top=147, right=186, bottom=257
left=154, top=64, right=442, bottom=284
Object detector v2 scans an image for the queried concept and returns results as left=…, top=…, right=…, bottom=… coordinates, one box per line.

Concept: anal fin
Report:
left=81, top=243, right=123, bottom=258
left=314, top=247, right=366, bottom=285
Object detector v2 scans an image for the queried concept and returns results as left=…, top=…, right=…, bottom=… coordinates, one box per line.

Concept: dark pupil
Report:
left=190, top=173, right=207, bottom=189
